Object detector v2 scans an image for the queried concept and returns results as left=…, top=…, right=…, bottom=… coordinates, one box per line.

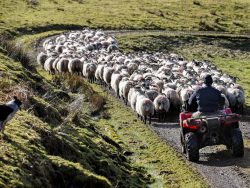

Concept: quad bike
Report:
left=180, top=108, right=244, bottom=162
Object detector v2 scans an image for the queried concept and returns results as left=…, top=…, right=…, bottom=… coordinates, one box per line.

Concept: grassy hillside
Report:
left=0, top=51, right=145, bottom=187
left=0, top=0, right=250, bottom=35
left=0, top=0, right=249, bottom=187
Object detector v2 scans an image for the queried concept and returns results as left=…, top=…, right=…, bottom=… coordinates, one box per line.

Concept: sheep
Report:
left=44, top=57, right=56, bottom=74
left=82, top=62, right=97, bottom=83
left=127, top=62, right=138, bottom=75
left=95, top=64, right=105, bottom=84
left=110, top=72, right=122, bottom=97
left=37, top=52, right=48, bottom=66
left=55, top=45, right=65, bottom=54
left=136, top=94, right=154, bottom=124
left=57, top=58, right=69, bottom=74
left=221, top=94, right=230, bottom=109
left=163, top=87, right=180, bottom=112
left=119, top=78, right=133, bottom=105
left=107, top=44, right=119, bottom=53
left=37, top=29, right=246, bottom=122
left=128, top=87, right=141, bottom=112
left=68, top=58, right=83, bottom=75
left=52, top=57, right=60, bottom=74
left=144, top=89, right=159, bottom=102
left=227, top=88, right=245, bottom=113
left=179, top=88, right=194, bottom=111
left=103, top=67, right=114, bottom=87
left=153, top=95, right=170, bottom=122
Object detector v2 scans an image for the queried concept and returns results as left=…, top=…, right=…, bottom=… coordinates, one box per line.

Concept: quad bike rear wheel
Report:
left=185, top=132, right=199, bottom=162
left=232, top=128, right=244, bottom=157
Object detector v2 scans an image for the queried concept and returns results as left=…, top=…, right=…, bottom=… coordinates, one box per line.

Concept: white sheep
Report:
left=68, top=58, right=83, bottom=75
left=82, top=62, right=97, bottom=83
left=163, top=87, right=180, bottom=111
left=227, top=88, right=245, bottom=113
left=56, top=58, right=69, bottom=74
left=103, top=67, right=114, bottom=87
left=44, top=57, right=56, bottom=74
left=95, top=64, right=105, bottom=83
left=136, top=94, right=154, bottom=124
left=37, top=52, right=48, bottom=66
left=111, top=72, right=122, bottom=97
left=153, top=95, right=170, bottom=122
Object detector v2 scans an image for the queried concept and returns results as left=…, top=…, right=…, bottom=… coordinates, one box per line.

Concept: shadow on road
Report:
left=198, top=145, right=250, bottom=168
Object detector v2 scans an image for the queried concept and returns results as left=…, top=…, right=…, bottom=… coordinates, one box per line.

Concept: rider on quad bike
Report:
left=180, top=75, right=244, bottom=162
left=188, top=74, right=225, bottom=117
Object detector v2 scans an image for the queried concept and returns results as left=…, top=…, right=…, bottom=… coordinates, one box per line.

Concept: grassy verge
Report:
left=0, top=51, right=150, bottom=187
left=90, top=83, right=206, bottom=187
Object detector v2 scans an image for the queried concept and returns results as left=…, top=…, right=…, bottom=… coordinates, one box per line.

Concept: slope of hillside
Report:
left=0, top=51, right=146, bottom=187
left=0, top=0, right=250, bottom=35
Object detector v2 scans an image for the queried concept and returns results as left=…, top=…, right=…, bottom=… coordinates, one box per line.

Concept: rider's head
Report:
left=204, top=75, right=213, bottom=86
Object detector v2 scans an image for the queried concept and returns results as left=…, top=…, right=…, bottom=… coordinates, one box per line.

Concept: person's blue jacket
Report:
left=188, top=86, right=222, bottom=112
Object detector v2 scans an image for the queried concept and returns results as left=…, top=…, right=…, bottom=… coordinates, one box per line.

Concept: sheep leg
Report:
left=158, top=112, right=161, bottom=122
left=144, top=116, right=147, bottom=124
left=149, top=114, right=151, bottom=124
left=164, top=111, right=167, bottom=122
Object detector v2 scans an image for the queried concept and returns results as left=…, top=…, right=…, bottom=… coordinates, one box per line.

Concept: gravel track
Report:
left=37, top=30, right=250, bottom=188
left=150, top=116, right=250, bottom=188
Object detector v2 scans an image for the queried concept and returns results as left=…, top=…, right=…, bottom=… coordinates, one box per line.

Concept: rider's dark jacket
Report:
left=188, top=86, right=223, bottom=112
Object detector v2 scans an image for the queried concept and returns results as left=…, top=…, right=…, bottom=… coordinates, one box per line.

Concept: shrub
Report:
left=0, top=36, right=35, bottom=71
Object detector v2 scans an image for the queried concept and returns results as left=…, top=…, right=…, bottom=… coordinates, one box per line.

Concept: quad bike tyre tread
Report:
left=180, top=130, right=186, bottom=154
left=185, top=132, right=199, bottom=162
left=232, top=128, right=244, bottom=157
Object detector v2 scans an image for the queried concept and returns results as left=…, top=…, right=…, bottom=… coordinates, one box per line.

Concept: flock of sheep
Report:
left=37, top=29, right=245, bottom=124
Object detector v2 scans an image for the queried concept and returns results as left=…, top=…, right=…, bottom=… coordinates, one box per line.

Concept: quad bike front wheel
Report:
left=185, top=132, right=199, bottom=162
left=232, top=128, right=244, bottom=157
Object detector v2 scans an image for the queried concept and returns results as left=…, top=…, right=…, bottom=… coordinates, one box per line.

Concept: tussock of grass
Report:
left=0, top=36, right=35, bottom=71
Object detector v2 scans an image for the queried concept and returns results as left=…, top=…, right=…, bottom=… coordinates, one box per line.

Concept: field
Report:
left=0, top=0, right=250, bottom=35
left=0, top=0, right=250, bottom=187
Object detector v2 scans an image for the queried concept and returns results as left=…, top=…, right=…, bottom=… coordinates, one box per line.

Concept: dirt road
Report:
left=151, top=116, right=250, bottom=188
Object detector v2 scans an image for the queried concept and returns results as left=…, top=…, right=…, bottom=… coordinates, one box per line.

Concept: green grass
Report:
left=0, top=29, right=210, bottom=187
left=0, top=0, right=250, bottom=186
left=90, top=83, right=206, bottom=187
left=0, top=51, right=151, bottom=187
left=0, top=0, right=250, bottom=36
